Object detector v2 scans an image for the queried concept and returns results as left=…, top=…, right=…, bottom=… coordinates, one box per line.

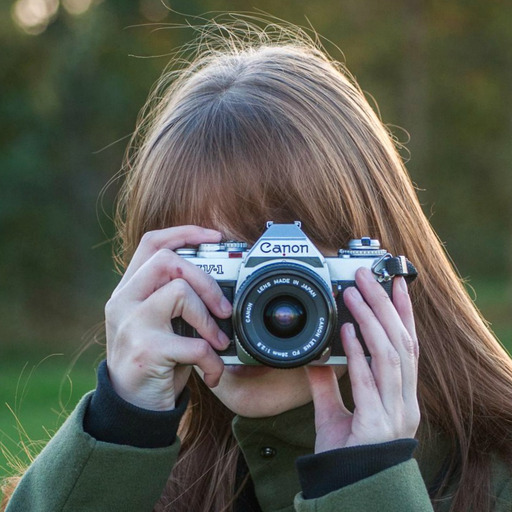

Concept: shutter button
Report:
left=260, top=447, right=276, bottom=459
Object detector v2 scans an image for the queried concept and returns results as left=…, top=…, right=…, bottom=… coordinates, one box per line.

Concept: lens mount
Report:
left=232, top=263, right=336, bottom=368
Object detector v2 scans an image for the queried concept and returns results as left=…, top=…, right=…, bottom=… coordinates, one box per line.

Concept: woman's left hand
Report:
left=306, top=266, right=420, bottom=453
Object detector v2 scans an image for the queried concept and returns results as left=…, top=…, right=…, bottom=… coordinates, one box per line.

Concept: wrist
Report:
left=108, top=363, right=177, bottom=411
left=84, top=360, right=189, bottom=448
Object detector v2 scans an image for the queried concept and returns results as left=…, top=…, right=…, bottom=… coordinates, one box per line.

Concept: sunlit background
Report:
left=13, top=0, right=95, bottom=35
left=11, top=0, right=174, bottom=35
left=1, top=0, right=511, bottom=479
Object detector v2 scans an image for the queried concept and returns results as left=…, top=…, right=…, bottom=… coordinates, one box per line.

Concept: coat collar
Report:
left=233, top=398, right=315, bottom=512
left=232, top=373, right=449, bottom=511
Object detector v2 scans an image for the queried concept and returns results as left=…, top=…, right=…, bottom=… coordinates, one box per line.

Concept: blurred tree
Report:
left=0, top=0, right=510, bottom=350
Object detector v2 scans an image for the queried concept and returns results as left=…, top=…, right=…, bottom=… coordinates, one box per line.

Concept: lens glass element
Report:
left=232, top=263, right=337, bottom=368
left=263, top=296, right=307, bottom=338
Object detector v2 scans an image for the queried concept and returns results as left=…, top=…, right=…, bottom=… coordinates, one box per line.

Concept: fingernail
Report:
left=346, top=287, right=362, bottom=301
left=345, top=323, right=356, bottom=337
left=218, top=330, right=230, bottom=348
left=220, top=296, right=232, bottom=315
left=399, top=276, right=408, bottom=293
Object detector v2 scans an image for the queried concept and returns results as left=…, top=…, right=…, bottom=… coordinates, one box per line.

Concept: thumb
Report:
left=306, top=366, right=351, bottom=430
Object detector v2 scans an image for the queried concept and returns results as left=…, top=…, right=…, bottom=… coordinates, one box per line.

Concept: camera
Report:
left=172, top=222, right=417, bottom=368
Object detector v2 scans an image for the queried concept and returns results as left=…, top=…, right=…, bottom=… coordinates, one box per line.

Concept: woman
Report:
left=3, top=20, right=512, bottom=512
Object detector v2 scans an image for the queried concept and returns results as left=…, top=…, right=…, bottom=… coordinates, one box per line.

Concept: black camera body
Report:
left=172, top=222, right=416, bottom=368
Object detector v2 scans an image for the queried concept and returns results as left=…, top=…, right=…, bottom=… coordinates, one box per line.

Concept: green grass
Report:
left=0, top=352, right=99, bottom=480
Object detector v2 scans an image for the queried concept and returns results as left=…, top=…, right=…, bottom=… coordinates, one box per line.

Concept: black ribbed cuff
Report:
left=83, top=360, right=189, bottom=448
left=297, top=438, right=418, bottom=499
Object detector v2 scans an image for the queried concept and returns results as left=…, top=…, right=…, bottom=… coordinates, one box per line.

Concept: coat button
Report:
left=260, top=447, right=276, bottom=459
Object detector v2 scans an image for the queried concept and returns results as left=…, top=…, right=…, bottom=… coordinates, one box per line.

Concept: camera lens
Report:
left=233, top=263, right=336, bottom=368
left=263, top=297, right=307, bottom=338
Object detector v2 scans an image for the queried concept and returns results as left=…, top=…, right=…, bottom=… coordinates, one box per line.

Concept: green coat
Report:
left=5, top=392, right=512, bottom=512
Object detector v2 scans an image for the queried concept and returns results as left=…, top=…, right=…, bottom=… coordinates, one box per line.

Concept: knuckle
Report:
left=404, top=407, right=421, bottom=434
left=155, top=251, right=198, bottom=286
left=385, top=347, right=402, bottom=368
left=169, top=278, right=189, bottom=300
left=375, top=290, right=392, bottom=308
left=410, top=407, right=421, bottom=428
left=105, top=297, right=117, bottom=318
left=105, top=294, right=129, bottom=324
left=400, top=331, right=418, bottom=359
left=193, top=340, right=213, bottom=360
left=361, top=276, right=389, bottom=300
left=356, top=316, right=374, bottom=334
left=360, top=373, right=378, bottom=392
left=140, top=230, right=161, bottom=247
left=153, top=249, right=177, bottom=274
left=413, top=338, right=420, bottom=360
left=154, top=247, right=173, bottom=262
left=131, top=344, right=151, bottom=364
left=112, top=317, right=138, bottom=347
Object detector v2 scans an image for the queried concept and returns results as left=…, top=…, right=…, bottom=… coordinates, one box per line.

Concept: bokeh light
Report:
left=62, top=0, right=93, bottom=16
left=11, top=0, right=97, bottom=35
left=11, top=0, right=59, bottom=35
left=139, top=0, right=169, bottom=22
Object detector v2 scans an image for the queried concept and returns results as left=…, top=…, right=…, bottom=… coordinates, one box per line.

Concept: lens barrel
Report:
left=232, top=263, right=336, bottom=368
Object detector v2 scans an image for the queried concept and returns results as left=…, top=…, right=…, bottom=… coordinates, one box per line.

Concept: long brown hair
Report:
left=113, top=18, right=512, bottom=512
left=3, top=17, right=512, bottom=512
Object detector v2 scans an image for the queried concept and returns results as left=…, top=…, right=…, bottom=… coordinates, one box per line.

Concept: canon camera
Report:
left=172, top=222, right=417, bottom=368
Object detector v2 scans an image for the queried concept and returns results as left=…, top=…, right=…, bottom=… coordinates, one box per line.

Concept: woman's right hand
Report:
left=104, top=226, right=233, bottom=411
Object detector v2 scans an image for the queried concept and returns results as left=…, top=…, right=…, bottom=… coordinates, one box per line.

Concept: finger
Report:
left=306, top=366, right=351, bottom=430
left=115, top=247, right=232, bottom=319
left=391, top=277, right=419, bottom=406
left=342, top=323, right=386, bottom=414
left=145, top=278, right=231, bottom=351
left=355, top=268, right=418, bottom=404
left=392, top=277, right=418, bottom=346
left=118, top=226, right=222, bottom=288
left=163, top=335, right=225, bottom=388
left=343, top=286, right=403, bottom=414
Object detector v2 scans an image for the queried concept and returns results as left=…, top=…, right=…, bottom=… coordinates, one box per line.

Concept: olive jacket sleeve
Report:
left=294, top=459, right=433, bottom=511
left=4, top=393, right=181, bottom=512
left=294, top=456, right=512, bottom=512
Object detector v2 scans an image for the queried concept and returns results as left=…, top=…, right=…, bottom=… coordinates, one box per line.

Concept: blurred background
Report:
left=1, top=0, right=511, bottom=479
